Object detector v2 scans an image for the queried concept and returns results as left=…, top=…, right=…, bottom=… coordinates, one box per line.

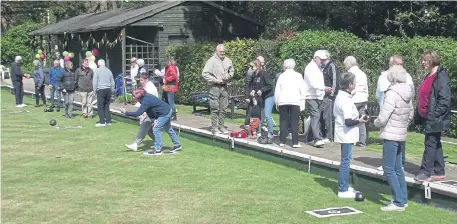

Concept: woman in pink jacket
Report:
left=374, top=65, right=414, bottom=212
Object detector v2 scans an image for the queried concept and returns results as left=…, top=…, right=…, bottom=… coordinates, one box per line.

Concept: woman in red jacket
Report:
left=162, top=57, right=179, bottom=120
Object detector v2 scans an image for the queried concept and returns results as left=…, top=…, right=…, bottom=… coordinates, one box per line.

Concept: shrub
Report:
left=1, top=22, right=46, bottom=74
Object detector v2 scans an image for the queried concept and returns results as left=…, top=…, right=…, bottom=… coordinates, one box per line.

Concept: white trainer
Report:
left=381, top=203, right=405, bottom=212
left=314, top=140, right=325, bottom=147
left=338, top=190, right=356, bottom=199
left=322, top=138, right=331, bottom=143
left=125, top=143, right=138, bottom=151
left=293, top=144, right=302, bottom=148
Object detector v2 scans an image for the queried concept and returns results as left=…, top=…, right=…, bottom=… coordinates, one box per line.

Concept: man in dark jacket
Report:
left=59, top=61, right=77, bottom=118
left=321, top=50, right=340, bottom=142
left=49, top=60, right=64, bottom=111
left=76, top=59, right=94, bottom=118
left=10, top=56, right=30, bottom=107
left=414, top=50, right=452, bottom=182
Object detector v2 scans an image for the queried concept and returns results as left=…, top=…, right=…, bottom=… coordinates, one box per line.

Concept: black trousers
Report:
left=420, top=132, right=445, bottom=176
left=279, top=105, right=300, bottom=145
left=35, top=85, right=46, bottom=105
left=97, top=88, right=112, bottom=124
left=321, top=97, right=334, bottom=140
left=13, top=81, right=24, bottom=105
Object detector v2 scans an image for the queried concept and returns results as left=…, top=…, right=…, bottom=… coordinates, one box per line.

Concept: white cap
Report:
left=313, top=50, right=328, bottom=60
left=15, top=56, right=22, bottom=62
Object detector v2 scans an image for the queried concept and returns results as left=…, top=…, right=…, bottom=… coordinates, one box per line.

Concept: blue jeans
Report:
left=264, top=96, right=275, bottom=136
left=167, top=92, right=176, bottom=116
left=153, top=109, right=180, bottom=150
left=338, top=143, right=353, bottom=192
left=50, top=84, right=61, bottom=107
left=382, top=140, right=407, bottom=207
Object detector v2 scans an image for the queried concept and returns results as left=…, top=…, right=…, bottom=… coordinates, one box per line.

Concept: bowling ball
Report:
left=355, top=192, right=365, bottom=202
left=49, top=119, right=57, bottom=126
left=44, top=108, right=48, bottom=112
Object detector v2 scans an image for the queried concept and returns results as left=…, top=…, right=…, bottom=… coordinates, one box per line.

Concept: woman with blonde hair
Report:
left=414, top=50, right=452, bottom=182
left=374, top=65, right=414, bottom=211
left=162, top=56, right=179, bottom=120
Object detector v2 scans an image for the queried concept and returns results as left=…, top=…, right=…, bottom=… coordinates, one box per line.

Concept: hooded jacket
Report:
left=33, top=66, right=45, bottom=87
left=374, top=83, right=414, bottom=141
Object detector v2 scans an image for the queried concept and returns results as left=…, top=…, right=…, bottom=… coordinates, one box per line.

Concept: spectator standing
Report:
left=55, top=52, right=64, bottom=68
left=162, top=57, right=179, bottom=121
left=49, top=60, right=64, bottom=111
left=321, top=50, right=340, bottom=143
left=59, top=61, right=77, bottom=118
left=202, top=44, right=234, bottom=134
left=304, top=50, right=327, bottom=147
left=343, top=56, right=369, bottom=147
left=275, top=59, right=307, bottom=148
left=76, top=59, right=95, bottom=118
left=414, top=50, right=452, bottom=182
left=374, top=65, right=414, bottom=211
left=93, top=59, right=115, bottom=127
left=32, top=60, right=46, bottom=107
left=334, top=72, right=367, bottom=199
left=10, top=56, right=30, bottom=107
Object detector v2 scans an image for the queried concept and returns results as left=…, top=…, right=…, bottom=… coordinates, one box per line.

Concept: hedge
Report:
left=167, top=29, right=456, bottom=137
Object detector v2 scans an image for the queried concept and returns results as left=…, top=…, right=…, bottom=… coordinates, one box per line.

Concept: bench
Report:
left=190, top=83, right=248, bottom=119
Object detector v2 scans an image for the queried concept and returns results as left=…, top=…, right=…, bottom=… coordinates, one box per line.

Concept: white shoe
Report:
left=387, top=200, right=408, bottom=208
left=322, top=138, right=331, bottom=143
left=125, top=143, right=138, bottom=151
left=381, top=203, right=405, bottom=212
left=377, top=166, right=383, bottom=171
left=106, top=123, right=112, bottom=126
left=279, top=143, right=285, bottom=147
left=16, top=104, right=23, bottom=108
left=293, top=144, right=302, bottom=148
left=20, top=104, right=27, bottom=107
left=338, top=190, right=356, bottom=198
left=95, top=123, right=106, bottom=127
left=314, top=140, right=325, bottom=147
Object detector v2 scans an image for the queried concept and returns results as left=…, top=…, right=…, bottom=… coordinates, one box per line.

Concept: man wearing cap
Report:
left=130, top=57, right=139, bottom=88
left=202, top=44, right=234, bottom=134
left=11, top=56, right=30, bottom=107
left=321, top=50, right=340, bottom=143
left=303, top=50, right=327, bottom=147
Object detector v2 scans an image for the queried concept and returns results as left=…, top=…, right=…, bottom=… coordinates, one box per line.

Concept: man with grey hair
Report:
left=376, top=56, right=414, bottom=109
left=343, top=56, right=369, bottom=147
left=11, top=56, right=30, bottom=107
left=321, top=50, right=340, bottom=143
left=49, top=60, right=64, bottom=111
left=93, top=59, right=115, bottom=127
left=202, top=44, right=234, bottom=134
left=304, top=50, right=327, bottom=147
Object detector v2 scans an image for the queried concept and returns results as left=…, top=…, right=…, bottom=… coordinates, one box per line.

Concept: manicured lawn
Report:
left=2, top=91, right=457, bottom=223
left=177, top=105, right=457, bottom=162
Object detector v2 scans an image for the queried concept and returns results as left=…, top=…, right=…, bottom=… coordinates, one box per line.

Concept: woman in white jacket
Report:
left=125, top=73, right=159, bottom=151
left=274, top=59, right=307, bottom=148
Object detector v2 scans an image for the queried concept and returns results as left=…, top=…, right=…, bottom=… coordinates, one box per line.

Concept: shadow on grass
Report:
left=353, top=157, right=421, bottom=175
left=314, top=176, right=390, bottom=206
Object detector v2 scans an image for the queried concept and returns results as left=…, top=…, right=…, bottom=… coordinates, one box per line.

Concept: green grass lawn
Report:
left=2, top=91, right=457, bottom=223
left=177, top=105, right=457, bottom=162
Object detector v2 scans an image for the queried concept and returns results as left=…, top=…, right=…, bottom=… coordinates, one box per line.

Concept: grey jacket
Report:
left=201, top=54, right=234, bottom=85
left=93, top=66, right=115, bottom=92
left=374, top=83, right=414, bottom=142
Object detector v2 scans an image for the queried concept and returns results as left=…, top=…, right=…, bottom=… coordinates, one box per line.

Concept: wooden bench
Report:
left=190, top=83, right=248, bottom=119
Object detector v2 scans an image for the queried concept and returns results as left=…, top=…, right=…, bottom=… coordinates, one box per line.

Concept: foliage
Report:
left=1, top=22, right=46, bottom=74
left=115, top=94, right=133, bottom=104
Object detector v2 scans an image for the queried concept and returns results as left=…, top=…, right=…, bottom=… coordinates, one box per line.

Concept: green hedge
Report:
left=1, top=22, right=46, bottom=74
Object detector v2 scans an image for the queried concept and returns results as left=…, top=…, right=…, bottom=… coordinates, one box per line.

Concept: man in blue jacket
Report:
left=49, top=60, right=64, bottom=111
left=120, top=88, right=182, bottom=155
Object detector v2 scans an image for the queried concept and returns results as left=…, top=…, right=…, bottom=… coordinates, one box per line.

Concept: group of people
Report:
left=11, top=52, right=115, bottom=126
left=200, top=44, right=452, bottom=212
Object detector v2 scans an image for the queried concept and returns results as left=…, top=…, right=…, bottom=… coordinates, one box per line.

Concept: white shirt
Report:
left=130, top=65, right=139, bottom=83
left=59, top=58, right=65, bottom=68
left=274, top=69, right=307, bottom=107
left=333, top=90, right=360, bottom=143
left=349, top=66, right=369, bottom=103
left=303, top=60, right=325, bottom=100
left=376, top=70, right=415, bottom=109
